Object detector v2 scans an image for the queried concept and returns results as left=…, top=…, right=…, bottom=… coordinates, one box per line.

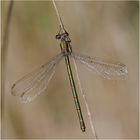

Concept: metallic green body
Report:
left=61, top=41, right=86, bottom=132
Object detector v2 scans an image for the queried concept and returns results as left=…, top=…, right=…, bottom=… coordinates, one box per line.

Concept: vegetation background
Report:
left=1, top=1, right=139, bottom=139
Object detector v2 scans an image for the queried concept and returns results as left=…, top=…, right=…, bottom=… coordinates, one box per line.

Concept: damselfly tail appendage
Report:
left=71, top=52, right=128, bottom=80
left=11, top=53, right=63, bottom=103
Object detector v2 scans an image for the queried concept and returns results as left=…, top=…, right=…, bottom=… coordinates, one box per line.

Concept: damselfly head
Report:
left=56, top=33, right=71, bottom=45
left=56, top=34, right=61, bottom=39
left=56, top=25, right=71, bottom=41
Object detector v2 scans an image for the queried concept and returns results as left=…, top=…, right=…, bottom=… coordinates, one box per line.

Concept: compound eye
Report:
left=56, top=34, right=61, bottom=39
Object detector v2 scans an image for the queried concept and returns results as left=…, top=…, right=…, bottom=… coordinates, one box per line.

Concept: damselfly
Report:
left=11, top=1, right=128, bottom=133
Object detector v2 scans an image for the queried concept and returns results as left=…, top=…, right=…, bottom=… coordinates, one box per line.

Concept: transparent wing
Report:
left=11, top=53, right=63, bottom=103
left=71, top=52, right=128, bottom=80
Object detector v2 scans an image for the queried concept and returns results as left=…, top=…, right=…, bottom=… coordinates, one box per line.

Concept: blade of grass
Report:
left=1, top=0, right=14, bottom=120
left=73, top=59, right=98, bottom=139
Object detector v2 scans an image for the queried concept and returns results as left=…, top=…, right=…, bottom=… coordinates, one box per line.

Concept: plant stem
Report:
left=1, top=0, right=14, bottom=120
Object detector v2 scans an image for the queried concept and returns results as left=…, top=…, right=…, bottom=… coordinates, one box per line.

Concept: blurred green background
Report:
left=1, top=1, right=139, bottom=139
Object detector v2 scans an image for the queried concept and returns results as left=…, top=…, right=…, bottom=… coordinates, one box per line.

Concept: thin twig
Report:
left=52, top=0, right=98, bottom=137
left=52, top=0, right=64, bottom=29
left=2, top=0, right=14, bottom=50
left=73, top=59, right=98, bottom=139
left=1, top=0, right=14, bottom=119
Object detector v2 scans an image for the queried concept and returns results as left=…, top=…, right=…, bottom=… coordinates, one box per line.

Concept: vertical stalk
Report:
left=73, top=59, right=98, bottom=139
left=2, top=0, right=14, bottom=119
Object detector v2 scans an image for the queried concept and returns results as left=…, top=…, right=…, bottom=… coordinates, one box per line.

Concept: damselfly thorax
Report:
left=56, top=27, right=72, bottom=56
